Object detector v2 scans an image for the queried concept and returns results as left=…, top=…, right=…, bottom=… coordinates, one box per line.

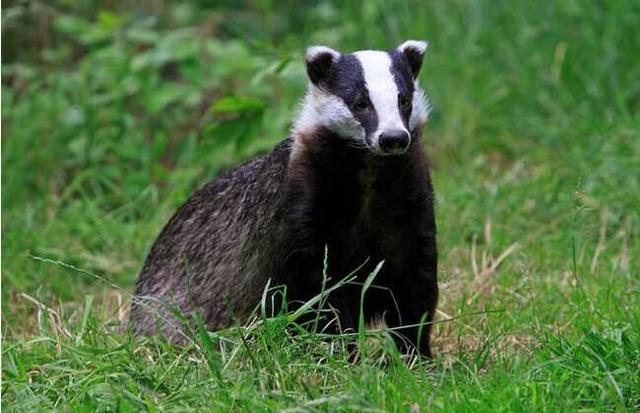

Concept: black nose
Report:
left=378, top=129, right=410, bottom=153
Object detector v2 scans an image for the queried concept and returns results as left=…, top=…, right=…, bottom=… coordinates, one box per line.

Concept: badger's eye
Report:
left=353, top=95, right=370, bottom=111
left=399, top=94, right=411, bottom=110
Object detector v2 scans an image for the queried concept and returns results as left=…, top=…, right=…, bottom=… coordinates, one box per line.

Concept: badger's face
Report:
left=295, top=41, right=430, bottom=155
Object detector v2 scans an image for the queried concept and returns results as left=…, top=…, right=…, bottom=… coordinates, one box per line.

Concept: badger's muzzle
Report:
left=377, top=129, right=411, bottom=155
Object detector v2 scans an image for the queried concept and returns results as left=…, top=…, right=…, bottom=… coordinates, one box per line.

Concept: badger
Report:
left=130, top=40, right=438, bottom=357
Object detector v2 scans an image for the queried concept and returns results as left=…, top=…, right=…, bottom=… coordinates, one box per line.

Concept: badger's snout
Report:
left=377, top=129, right=410, bottom=154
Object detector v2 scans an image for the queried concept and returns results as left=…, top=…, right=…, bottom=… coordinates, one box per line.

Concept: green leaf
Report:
left=55, top=14, right=110, bottom=46
left=144, top=83, right=187, bottom=114
left=211, top=96, right=265, bottom=114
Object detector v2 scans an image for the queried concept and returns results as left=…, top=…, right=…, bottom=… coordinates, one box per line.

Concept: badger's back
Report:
left=130, top=139, right=292, bottom=340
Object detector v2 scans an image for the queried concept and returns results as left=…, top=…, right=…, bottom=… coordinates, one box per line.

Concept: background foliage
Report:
left=2, top=1, right=639, bottom=411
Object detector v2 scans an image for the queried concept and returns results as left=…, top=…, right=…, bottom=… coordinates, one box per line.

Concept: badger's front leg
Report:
left=391, top=271, right=438, bottom=358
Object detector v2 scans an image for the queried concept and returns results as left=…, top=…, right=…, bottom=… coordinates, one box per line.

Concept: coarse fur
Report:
left=130, top=40, right=438, bottom=357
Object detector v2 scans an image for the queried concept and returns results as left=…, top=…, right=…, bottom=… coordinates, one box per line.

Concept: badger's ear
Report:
left=305, top=45, right=340, bottom=87
left=397, top=40, right=428, bottom=79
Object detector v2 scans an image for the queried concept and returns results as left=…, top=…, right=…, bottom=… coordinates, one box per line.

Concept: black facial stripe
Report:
left=388, top=50, right=415, bottom=127
left=323, top=54, right=378, bottom=139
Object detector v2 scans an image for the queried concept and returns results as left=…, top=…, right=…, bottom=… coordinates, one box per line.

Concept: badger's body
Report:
left=131, top=41, right=438, bottom=356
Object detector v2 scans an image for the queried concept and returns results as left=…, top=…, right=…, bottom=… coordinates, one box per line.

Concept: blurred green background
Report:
left=3, top=0, right=639, bottom=329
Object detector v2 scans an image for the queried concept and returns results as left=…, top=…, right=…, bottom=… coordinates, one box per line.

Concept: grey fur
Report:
left=130, top=140, right=292, bottom=341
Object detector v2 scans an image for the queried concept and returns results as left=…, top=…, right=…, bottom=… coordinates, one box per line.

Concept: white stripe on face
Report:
left=292, top=88, right=365, bottom=140
left=353, top=51, right=408, bottom=143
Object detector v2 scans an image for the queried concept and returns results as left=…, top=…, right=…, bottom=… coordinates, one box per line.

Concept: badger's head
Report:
left=293, top=41, right=430, bottom=155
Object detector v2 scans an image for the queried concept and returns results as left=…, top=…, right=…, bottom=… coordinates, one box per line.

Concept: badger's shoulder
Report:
left=197, top=137, right=292, bottom=197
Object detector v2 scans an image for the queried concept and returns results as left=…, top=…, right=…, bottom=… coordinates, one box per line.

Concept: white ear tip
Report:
left=398, top=40, right=428, bottom=54
left=306, top=45, right=340, bottom=62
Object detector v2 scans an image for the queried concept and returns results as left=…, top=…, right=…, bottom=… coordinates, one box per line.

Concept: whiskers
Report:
left=346, top=139, right=370, bottom=151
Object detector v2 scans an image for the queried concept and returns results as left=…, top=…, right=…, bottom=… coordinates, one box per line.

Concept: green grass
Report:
left=2, top=1, right=640, bottom=411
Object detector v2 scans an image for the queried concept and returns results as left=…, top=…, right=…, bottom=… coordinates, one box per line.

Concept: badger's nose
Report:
left=378, top=129, right=410, bottom=154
